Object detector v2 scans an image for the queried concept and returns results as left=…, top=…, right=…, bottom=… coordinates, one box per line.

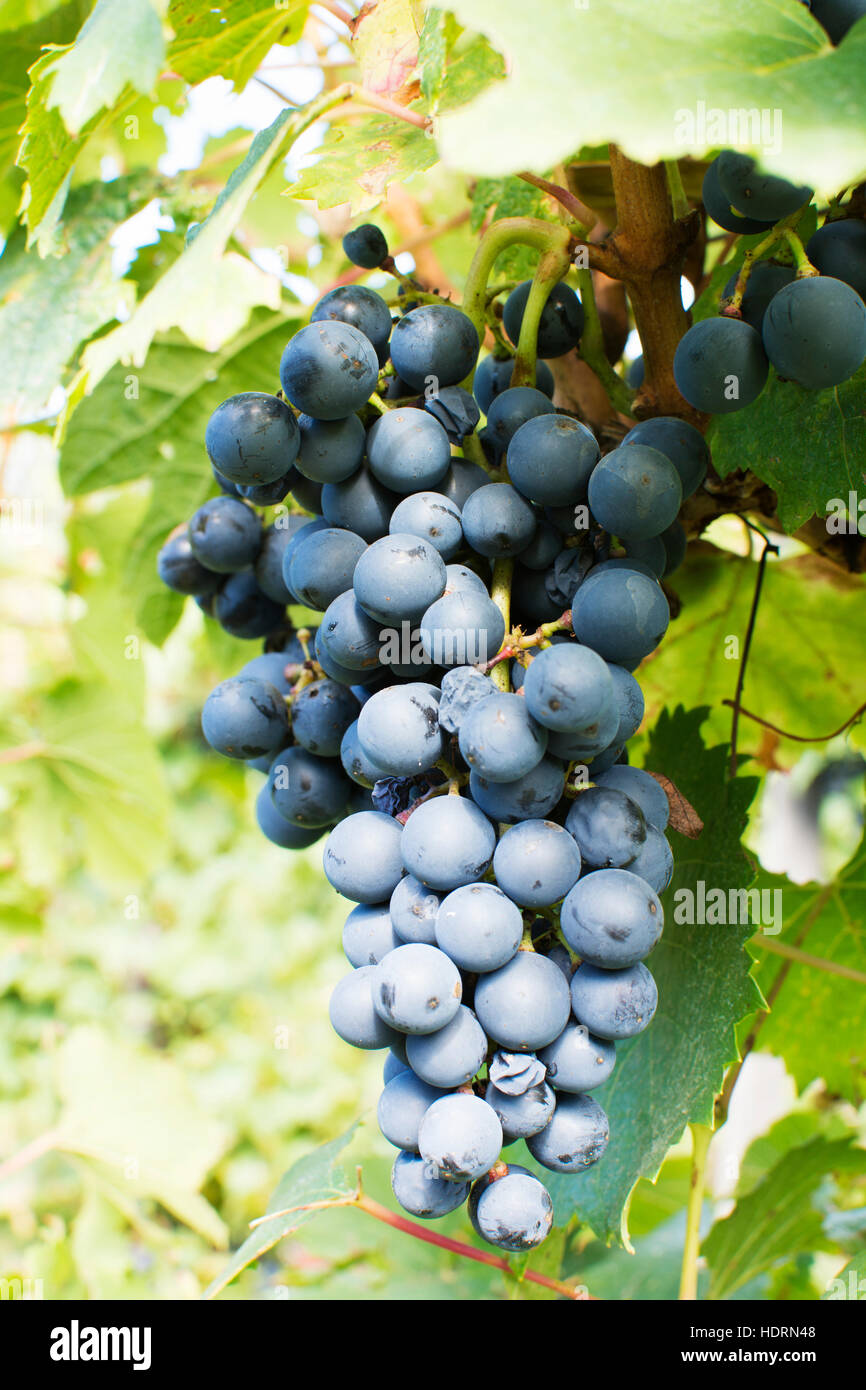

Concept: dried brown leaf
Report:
left=646, top=771, right=704, bottom=839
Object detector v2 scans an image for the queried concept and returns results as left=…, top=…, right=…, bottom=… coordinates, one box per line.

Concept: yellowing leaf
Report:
left=352, top=0, right=422, bottom=98
left=167, top=0, right=309, bottom=90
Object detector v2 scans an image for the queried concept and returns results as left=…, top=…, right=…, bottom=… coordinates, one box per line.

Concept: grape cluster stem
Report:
left=250, top=1167, right=591, bottom=1301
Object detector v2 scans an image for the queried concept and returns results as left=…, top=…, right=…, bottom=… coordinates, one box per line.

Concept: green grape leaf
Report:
left=545, top=707, right=761, bottom=1246
left=438, top=0, right=866, bottom=195
left=507, top=1228, right=567, bottom=1301
left=0, top=490, right=172, bottom=885
left=576, top=1210, right=711, bottom=1301
left=17, top=0, right=167, bottom=246
left=62, top=106, right=300, bottom=415
left=59, top=308, right=299, bottom=643
left=16, top=48, right=99, bottom=251
left=0, top=0, right=91, bottom=170
left=287, top=114, right=437, bottom=214
left=418, top=6, right=459, bottom=109
left=0, top=0, right=77, bottom=27
left=435, top=32, right=504, bottom=113
left=703, top=1136, right=866, bottom=1299
left=0, top=177, right=152, bottom=427
left=736, top=1110, right=846, bottom=1197
left=626, top=1156, right=693, bottom=1238
left=39, top=0, right=166, bottom=136
left=204, top=1127, right=357, bottom=1299
left=55, top=1025, right=229, bottom=1246
left=167, top=0, right=309, bottom=89
left=4, top=674, right=170, bottom=888
left=823, top=1248, right=866, bottom=1300
left=746, top=833, right=866, bottom=1102
left=72, top=83, right=178, bottom=182
left=642, top=545, right=866, bottom=769
left=710, top=365, right=866, bottom=532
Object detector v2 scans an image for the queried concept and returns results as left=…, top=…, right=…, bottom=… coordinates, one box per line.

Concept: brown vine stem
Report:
left=479, top=612, right=574, bottom=673
left=721, top=209, right=807, bottom=313
left=664, top=159, right=690, bottom=221
left=253, top=75, right=299, bottom=105
left=781, top=228, right=819, bottom=278
left=728, top=533, right=780, bottom=778
left=598, top=147, right=701, bottom=420
left=720, top=699, right=866, bottom=745
left=250, top=1171, right=590, bottom=1300
left=340, top=89, right=431, bottom=130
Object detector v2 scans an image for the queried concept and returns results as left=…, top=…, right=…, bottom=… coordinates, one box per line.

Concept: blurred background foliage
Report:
left=0, top=0, right=864, bottom=1300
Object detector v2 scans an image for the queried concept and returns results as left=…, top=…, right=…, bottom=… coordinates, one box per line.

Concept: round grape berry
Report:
left=205, top=392, right=300, bottom=486
left=588, top=444, right=682, bottom=541
left=390, top=305, right=480, bottom=391
left=561, top=867, right=663, bottom=967
left=418, top=1093, right=502, bottom=1182
left=279, top=321, right=379, bottom=420
left=539, top=1021, right=616, bottom=1093
left=435, top=883, right=523, bottom=974
left=508, top=414, right=600, bottom=506
left=620, top=415, right=710, bottom=499
left=674, top=317, right=769, bottom=414
left=188, top=496, right=261, bottom=574
left=472, top=1171, right=554, bottom=1251
left=526, top=1093, right=610, bottom=1173
left=405, top=1005, right=488, bottom=1088
left=492, top=820, right=582, bottom=907
left=343, top=223, right=388, bottom=268
left=762, top=275, right=866, bottom=389
left=323, top=811, right=404, bottom=903
left=311, top=285, right=393, bottom=357
left=400, top=796, right=496, bottom=892
left=373, top=942, right=462, bottom=1035
left=570, top=960, right=658, bottom=1040
left=474, top=951, right=571, bottom=1052
left=202, top=677, right=288, bottom=760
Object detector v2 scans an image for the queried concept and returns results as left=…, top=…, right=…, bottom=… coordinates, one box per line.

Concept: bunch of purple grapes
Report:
left=158, top=223, right=698, bottom=1251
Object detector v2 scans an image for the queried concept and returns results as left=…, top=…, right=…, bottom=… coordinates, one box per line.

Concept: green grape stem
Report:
left=781, top=228, right=820, bottom=278
left=480, top=611, right=574, bottom=675
left=489, top=558, right=515, bottom=692
left=664, top=159, right=690, bottom=221
left=512, top=243, right=575, bottom=387
left=574, top=264, right=636, bottom=416
left=461, top=217, right=576, bottom=380
left=721, top=207, right=815, bottom=313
